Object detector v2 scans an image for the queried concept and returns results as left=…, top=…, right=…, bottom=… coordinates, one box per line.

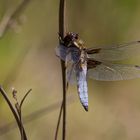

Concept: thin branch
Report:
left=0, top=0, right=31, bottom=38
left=54, top=102, right=63, bottom=140
left=59, top=0, right=65, bottom=38
left=19, top=89, right=31, bottom=140
left=20, top=89, right=32, bottom=109
left=0, top=86, right=20, bottom=130
left=59, top=0, right=67, bottom=140
left=0, top=86, right=27, bottom=140
left=12, top=88, right=24, bottom=140
left=16, top=104, right=24, bottom=140
left=0, top=96, right=74, bottom=136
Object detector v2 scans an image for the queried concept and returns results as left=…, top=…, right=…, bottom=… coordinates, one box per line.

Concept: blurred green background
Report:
left=0, top=0, right=140, bottom=140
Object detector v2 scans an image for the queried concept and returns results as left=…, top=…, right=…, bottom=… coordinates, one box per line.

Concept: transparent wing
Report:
left=88, top=62, right=140, bottom=81
left=55, top=45, right=80, bottom=62
left=87, top=41, right=140, bottom=61
left=65, top=52, right=77, bottom=84
left=56, top=45, right=80, bottom=84
left=55, top=44, right=67, bottom=61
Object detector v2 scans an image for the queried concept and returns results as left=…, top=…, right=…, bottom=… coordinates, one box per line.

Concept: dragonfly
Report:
left=56, top=32, right=140, bottom=111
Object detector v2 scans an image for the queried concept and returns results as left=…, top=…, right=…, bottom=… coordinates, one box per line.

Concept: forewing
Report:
left=65, top=52, right=77, bottom=84
left=55, top=44, right=67, bottom=61
left=88, top=41, right=140, bottom=61
left=88, top=62, right=140, bottom=81
left=66, top=63, right=77, bottom=84
left=56, top=45, right=81, bottom=84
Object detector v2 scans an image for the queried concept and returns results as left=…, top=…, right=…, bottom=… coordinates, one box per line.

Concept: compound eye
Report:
left=72, top=33, right=78, bottom=40
left=65, top=32, right=78, bottom=42
left=75, top=34, right=78, bottom=39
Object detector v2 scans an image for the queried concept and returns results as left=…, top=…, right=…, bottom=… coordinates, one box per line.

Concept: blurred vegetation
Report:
left=0, top=0, right=140, bottom=140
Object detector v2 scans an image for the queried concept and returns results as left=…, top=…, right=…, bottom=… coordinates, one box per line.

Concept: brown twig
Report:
left=12, top=88, right=24, bottom=140
left=54, top=102, right=63, bottom=140
left=0, top=96, right=74, bottom=137
left=59, top=0, right=67, bottom=140
left=0, top=86, right=27, bottom=140
left=19, top=89, right=31, bottom=140
left=20, top=89, right=32, bottom=109
left=0, top=101, right=62, bottom=136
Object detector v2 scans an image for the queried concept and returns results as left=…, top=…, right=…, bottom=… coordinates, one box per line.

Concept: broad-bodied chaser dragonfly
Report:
left=56, top=32, right=140, bottom=111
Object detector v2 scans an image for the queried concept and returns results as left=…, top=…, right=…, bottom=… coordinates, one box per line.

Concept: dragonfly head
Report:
left=63, top=32, right=79, bottom=46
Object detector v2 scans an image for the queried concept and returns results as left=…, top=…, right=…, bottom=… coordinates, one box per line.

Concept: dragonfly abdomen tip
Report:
left=84, top=106, right=88, bottom=111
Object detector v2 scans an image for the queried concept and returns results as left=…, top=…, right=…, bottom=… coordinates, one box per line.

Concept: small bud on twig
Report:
left=12, top=87, right=18, bottom=102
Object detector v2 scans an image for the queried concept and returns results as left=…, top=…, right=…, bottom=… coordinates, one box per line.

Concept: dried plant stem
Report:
left=20, top=89, right=32, bottom=109
left=0, top=86, right=27, bottom=140
left=54, top=102, right=63, bottom=140
left=19, top=89, right=31, bottom=140
left=0, top=96, right=74, bottom=137
left=59, top=0, right=67, bottom=140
